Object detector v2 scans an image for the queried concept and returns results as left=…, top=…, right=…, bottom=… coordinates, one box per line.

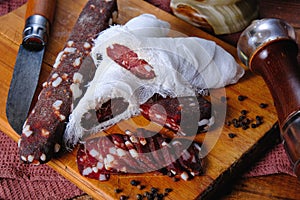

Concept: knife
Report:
left=6, top=0, right=56, bottom=135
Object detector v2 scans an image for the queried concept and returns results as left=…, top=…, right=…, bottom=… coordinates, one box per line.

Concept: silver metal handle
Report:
left=22, top=15, right=49, bottom=51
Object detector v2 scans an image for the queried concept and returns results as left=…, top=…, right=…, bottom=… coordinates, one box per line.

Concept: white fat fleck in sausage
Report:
left=70, top=83, right=83, bottom=100
left=181, top=171, right=189, bottom=181
left=23, top=125, right=33, bottom=137
left=198, top=119, right=209, bottom=126
left=73, top=72, right=83, bottom=83
left=40, top=153, right=46, bottom=161
left=89, top=148, right=99, bottom=157
left=64, top=47, right=77, bottom=53
left=84, top=42, right=91, bottom=49
left=41, top=129, right=50, bottom=137
left=52, top=73, right=59, bottom=79
left=97, top=161, right=104, bottom=169
left=67, top=40, right=74, bottom=47
left=99, top=174, right=108, bottom=181
left=82, top=167, right=93, bottom=176
left=54, top=143, right=61, bottom=153
left=73, top=57, right=82, bottom=67
left=53, top=51, right=64, bottom=68
left=21, top=156, right=27, bottom=162
left=27, top=155, right=34, bottom=163
left=117, top=148, right=126, bottom=157
left=52, top=77, right=62, bottom=87
left=52, top=100, right=63, bottom=110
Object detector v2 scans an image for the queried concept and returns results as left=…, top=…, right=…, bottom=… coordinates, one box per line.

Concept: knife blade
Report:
left=6, top=0, right=56, bottom=134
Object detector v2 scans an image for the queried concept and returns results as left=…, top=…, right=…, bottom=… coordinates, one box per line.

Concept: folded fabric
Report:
left=0, top=0, right=27, bottom=16
left=64, top=14, right=244, bottom=146
left=0, top=131, right=84, bottom=199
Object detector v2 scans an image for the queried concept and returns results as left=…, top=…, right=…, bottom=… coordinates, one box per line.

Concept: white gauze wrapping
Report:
left=64, top=14, right=244, bottom=146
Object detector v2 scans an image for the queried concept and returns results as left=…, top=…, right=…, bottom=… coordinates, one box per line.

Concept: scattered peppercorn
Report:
left=172, top=177, right=179, bottom=182
left=239, top=115, right=246, bottom=121
left=238, top=95, right=247, bottom=101
left=224, top=94, right=266, bottom=132
left=120, top=195, right=128, bottom=200
left=225, top=121, right=231, bottom=126
left=159, top=168, right=168, bottom=175
left=233, top=122, right=240, bottom=128
left=144, top=191, right=152, bottom=199
left=144, top=191, right=150, bottom=197
left=137, top=184, right=145, bottom=190
left=136, top=194, right=143, bottom=200
left=164, top=188, right=173, bottom=193
left=259, top=103, right=268, bottom=108
left=256, top=115, right=262, bottom=121
left=167, top=171, right=174, bottom=177
left=114, top=188, right=122, bottom=194
left=130, top=179, right=140, bottom=186
left=228, top=133, right=237, bottom=138
left=157, top=193, right=164, bottom=199
left=242, top=125, right=249, bottom=130
left=151, top=187, right=158, bottom=194
left=255, top=116, right=263, bottom=125
left=241, top=109, right=247, bottom=115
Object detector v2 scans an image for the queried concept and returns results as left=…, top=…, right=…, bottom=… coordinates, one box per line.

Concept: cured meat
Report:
left=65, top=14, right=244, bottom=146
left=77, top=128, right=205, bottom=181
left=87, top=94, right=213, bottom=137
left=106, top=43, right=156, bottom=79
left=140, top=94, right=214, bottom=136
left=18, top=0, right=118, bottom=164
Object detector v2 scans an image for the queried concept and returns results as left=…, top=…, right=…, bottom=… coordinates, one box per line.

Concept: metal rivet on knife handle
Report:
left=23, top=0, right=56, bottom=51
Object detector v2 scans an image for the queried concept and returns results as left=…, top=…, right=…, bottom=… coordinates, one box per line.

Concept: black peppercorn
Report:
left=114, top=188, right=122, bottom=194
left=130, top=179, right=140, bottom=186
left=167, top=171, right=174, bottom=177
left=238, top=95, right=247, bottom=101
left=165, top=188, right=172, bottom=193
left=255, top=116, right=263, bottom=125
left=239, top=115, right=246, bottom=121
left=228, top=133, right=237, bottom=138
left=137, top=184, right=145, bottom=190
left=233, top=123, right=240, bottom=128
left=136, top=194, right=143, bottom=200
left=157, top=193, right=164, bottom=199
left=256, top=115, right=263, bottom=121
left=259, top=103, right=268, bottom=108
left=241, top=109, right=247, bottom=115
left=225, top=121, right=231, bottom=126
left=172, top=177, right=179, bottom=182
left=120, top=195, right=128, bottom=200
left=151, top=187, right=158, bottom=194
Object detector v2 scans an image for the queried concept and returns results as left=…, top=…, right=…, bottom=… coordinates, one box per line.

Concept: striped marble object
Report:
left=170, top=0, right=259, bottom=34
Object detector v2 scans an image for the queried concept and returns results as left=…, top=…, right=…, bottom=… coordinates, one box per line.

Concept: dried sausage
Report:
left=18, top=0, right=118, bottom=164
left=77, top=128, right=205, bottom=181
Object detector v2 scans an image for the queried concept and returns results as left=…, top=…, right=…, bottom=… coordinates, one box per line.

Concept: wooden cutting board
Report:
left=0, top=0, right=280, bottom=199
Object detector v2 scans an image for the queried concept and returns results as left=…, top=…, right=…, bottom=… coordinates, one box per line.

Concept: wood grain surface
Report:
left=0, top=0, right=294, bottom=199
left=25, top=0, right=57, bottom=23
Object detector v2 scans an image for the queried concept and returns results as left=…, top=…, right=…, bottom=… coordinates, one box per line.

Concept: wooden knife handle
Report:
left=25, top=0, right=57, bottom=24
